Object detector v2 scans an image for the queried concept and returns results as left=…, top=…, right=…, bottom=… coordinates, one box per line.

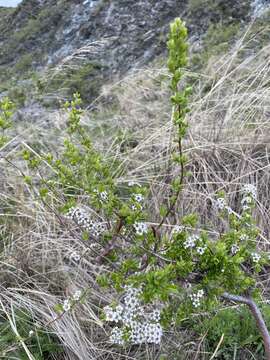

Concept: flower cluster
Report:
left=130, top=193, right=144, bottom=211
left=99, top=191, right=108, bottom=202
left=130, top=322, right=162, bottom=345
left=241, top=184, right=257, bottom=211
left=189, top=289, right=204, bottom=308
left=214, top=197, right=233, bottom=214
left=240, top=234, right=248, bottom=241
left=242, top=184, right=257, bottom=199
left=62, top=289, right=82, bottom=312
left=66, top=207, right=107, bottom=237
left=171, top=225, right=185, bottom=235
left=251, top=252, right=261, bottom=263
left=104, top=287, right=163, bottom=345
left=70, top=251, right=81, bottom=262
left=133, top=193, right=144, bottom=203
left=184, top=234, right=199, bottom=249
left=215, top=198, right=226, bottom=210
left=134, top=221, right=148, bottom=236
left=231, top=244, right=240, bottom=255
left=197, top=245, right=207, bottom=255
left=110, top=327, right=125, bottom=345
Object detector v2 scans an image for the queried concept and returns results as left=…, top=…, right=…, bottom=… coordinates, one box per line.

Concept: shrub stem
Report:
left=222, top=292, right=270, bottom=359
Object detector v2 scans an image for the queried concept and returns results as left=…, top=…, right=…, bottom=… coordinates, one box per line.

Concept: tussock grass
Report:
left=0, top=22, right=270, bottom=359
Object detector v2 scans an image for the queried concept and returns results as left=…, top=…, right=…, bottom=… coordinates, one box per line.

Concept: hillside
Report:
left=0, top=0, right=263, bottom=105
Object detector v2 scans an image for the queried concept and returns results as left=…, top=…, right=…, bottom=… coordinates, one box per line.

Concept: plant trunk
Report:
left=222, top=292, right=270, bottom=360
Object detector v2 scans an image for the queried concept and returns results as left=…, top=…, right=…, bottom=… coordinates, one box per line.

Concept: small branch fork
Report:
left=222, top=292, right=270, bottom=360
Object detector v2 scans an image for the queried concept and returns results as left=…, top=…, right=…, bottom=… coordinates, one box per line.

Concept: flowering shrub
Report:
left=104, top=287, right=162, bottom=345
left=21, top=18, right=270, bottom=356
left=0, top=97, right=14, bottom=149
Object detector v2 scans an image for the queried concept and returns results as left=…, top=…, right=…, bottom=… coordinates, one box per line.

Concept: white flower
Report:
left=100, top=191, right=108, bottom=202
left=215, top=198, right=226, bottom=210
left=66, top=207, right=77, bottom=219
left=240, top=234, right=248, bottom=241
left=104, top=305, right=123, bottom=323
left=73, top=290, right=82, bottom=301
left=231, top=244, right=240, bottom=255
left=251, top=252, right=261, bottom=263
left=28, top=330, right=34, bottom=337
left=110, top=327, right=125, bottom=345
left=134, top=222, right=148, bottom=235
left=242, top=184, right=257, bottom=199
left=134, top=193, right=144, bottom=202
left=122, top=309, right=136, bottom=326
left=63, top=299, right=71, bottom=312
left=148, top=309, right=161, bottom=323
left=189, top=289, right=204, bottom=308
left=130, top=322, right=147, bottom=344
left=172, top=225, right=184, bottom=235
left=131, top=203, right=141, bottom=211
left=104, top=286, right=163, bottom=346
left=241, top=196, right=253, bottom=205
left=197, top=245, right=207, bottom=255
left=70, top=251, right=81, bottom=262
left=145, top=323, right=163, bottom=344
left=184, top=234, right=199, bottom=249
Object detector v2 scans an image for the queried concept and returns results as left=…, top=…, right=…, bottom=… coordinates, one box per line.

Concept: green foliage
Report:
left=8, top=85, right=27, bottom=107
left=14, top=53, right=33, bottom=73
left=0, top=309, right=62, bottom=359
left=20, top=17, right=270, bottom=352
left=193, top=305, right=270, bottom=359
left=41, top=62, right=105, bottom=102
left=191, top=22, right=240, bottom=70
left=0, top=97, right=14, bottom=149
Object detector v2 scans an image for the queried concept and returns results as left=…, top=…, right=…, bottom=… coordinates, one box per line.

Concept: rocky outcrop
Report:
left=1, top=0, right=255, bottom=73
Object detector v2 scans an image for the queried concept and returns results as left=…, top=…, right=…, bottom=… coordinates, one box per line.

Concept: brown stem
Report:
left=222, top=292, right=270, bottom=360
left=157, top=104, right=185, bottom=231
left=96, top=217, right=123, bottom=264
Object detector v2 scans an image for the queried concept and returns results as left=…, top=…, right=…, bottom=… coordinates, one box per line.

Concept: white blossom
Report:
left=184, top=234, right=199, bottom=249
left=63, top=299, right=71, bottom=312
left=148, top=309, right=161, bottom=323
left=100, top=191, right=108, bottom=202
left=134, top=193, right=144, bottom=202
left=189, top=289, right=204, bottom=308
left=145, top=323, right=163, bottom=344
left=134, top=221, right=148, bottom=235
left=172, top=225, right=184, bottom=235
left=70, top=251, right=81, bottom=262
left=104, top=305, right=124, bottom=323
left=109, top=327, right=125, bottom=345
left=73, top=290, right=82, bottom=301
left=28, top=330, right=34, bottom=337
left=104, top=286, right=163, bottom=346
left=240, top=234, right=248, bottom=241
left=242, top=184, right=257, bottom=199
left=66, top=207, right=107, bottom=236
left=215, top=198, right=226, bottom=210
left=251, top=252, right=261, bottom=263
left=231, top=244, right=240, bottom=255
left=197, top=245, right=207, bottom=255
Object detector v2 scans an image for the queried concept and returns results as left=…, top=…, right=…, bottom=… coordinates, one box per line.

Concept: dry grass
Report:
left=0, top=20, right=270, bottom=360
